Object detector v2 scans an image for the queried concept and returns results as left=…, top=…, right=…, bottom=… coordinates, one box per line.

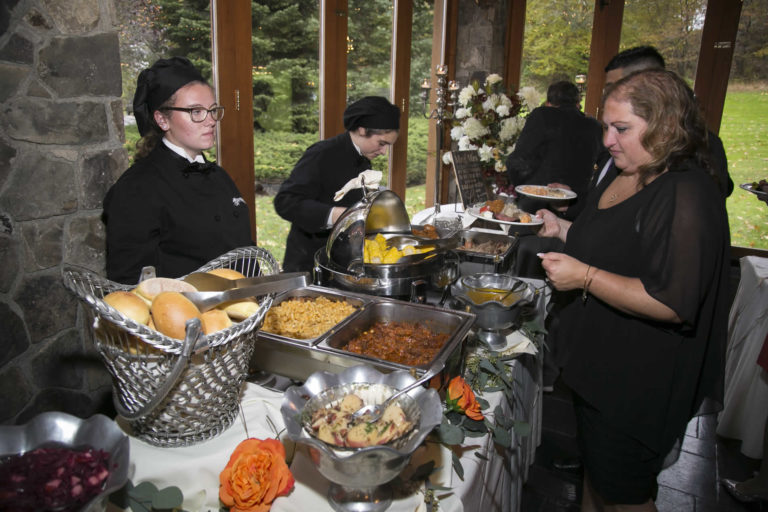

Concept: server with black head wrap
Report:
left=274, top=96, right=401, bottom=272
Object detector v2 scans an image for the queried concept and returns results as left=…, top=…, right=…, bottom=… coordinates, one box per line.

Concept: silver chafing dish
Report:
left=314, top=189, right=459, bottom=299
left=455, top=229, right=519, bottom=276
left=251, top=285, right=474, bottom=384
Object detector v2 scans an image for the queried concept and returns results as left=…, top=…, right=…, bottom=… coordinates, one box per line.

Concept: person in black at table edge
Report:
left=274, top=96, right=400, bottom=273
left=548, top=45, right=734, bottom=474
left=539, top=68, right=730, bottom=512
left=103, top=57, right=254, bottom=285
left=505, top=80, right=604, bottom=220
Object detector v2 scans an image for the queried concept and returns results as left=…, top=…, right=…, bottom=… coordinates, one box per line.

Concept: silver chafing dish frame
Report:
left=251, top=285, right=475, bottom=383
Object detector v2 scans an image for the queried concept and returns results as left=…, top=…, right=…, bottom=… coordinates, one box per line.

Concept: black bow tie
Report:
left=183, top=161, right=215, bottom=174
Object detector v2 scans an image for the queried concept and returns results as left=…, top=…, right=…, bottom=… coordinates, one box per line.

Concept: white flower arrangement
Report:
left=450, top=75, right=542, bottom=185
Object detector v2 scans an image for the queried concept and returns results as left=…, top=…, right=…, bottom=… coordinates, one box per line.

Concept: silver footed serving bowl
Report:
left=0, top=412, right=130, bottom=512
left=451, top=273, right=536, bottom=348
left=281, top=365, right=443, bottom=512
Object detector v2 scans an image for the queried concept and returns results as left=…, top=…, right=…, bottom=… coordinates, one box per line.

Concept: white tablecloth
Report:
left=119, top=347, right=542, bottom=512
left=717, top=256, right=768, bottom=458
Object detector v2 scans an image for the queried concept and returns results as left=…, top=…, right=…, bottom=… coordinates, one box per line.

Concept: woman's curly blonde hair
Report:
left=603, top=69, right=711, bottom=186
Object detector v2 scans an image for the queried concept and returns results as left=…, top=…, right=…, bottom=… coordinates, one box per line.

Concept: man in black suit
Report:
left=506, top=80, right=604, bottom=220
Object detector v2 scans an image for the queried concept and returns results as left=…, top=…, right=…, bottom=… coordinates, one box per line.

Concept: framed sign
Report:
left=450, top=150, right=491, bottom=207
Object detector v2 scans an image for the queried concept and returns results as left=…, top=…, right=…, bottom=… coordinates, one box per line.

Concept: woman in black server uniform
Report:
left=103, top=57, right=253, bottom=284
left=274, top=96, right=400, bottom=273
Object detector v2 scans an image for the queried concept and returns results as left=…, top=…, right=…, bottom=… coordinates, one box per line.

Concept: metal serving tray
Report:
left=320, top=300, right=474, bottom=382
left=455, top=229, right=518, bottom=275
left=250, top=297, right=475, bottom=383
left=257, top=285, right=371, bottom=346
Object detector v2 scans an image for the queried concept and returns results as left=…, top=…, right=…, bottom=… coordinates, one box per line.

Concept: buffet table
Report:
left=716, top=255, right=768, bottom=458
left=120, top=332, right=541, bottom=512
left=106, top=198, right=547, bottom=512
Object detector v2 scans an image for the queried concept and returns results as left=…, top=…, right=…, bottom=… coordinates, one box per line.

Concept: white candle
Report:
left=440, top=0, right=447, bottom=65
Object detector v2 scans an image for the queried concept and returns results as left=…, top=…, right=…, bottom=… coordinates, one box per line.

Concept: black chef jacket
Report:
left=103, top=143, right=253, bottom=284
left=274, top=132, right=370, bottom=272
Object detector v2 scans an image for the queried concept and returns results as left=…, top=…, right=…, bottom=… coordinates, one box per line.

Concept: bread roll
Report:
left=201, top=309, right=233, bottom=334
left=103, top=291, right=150, bottom=325
left=150, top=291, right=201, bottom=340
left=135, top=277, right=197, bottom=303
left=221, top=299, right=261, bottom=321
left=207, top=268, right=246, bottom=280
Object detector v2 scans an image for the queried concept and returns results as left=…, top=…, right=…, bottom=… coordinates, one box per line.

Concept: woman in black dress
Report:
left=103, top=57, right=253, bottom=284
left=274, top=96, right=400, bottom=272
left=537, top=69, right=730, bottom=511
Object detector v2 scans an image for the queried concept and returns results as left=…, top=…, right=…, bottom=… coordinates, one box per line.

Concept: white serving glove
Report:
left=334, top=170, right=383, bottom=202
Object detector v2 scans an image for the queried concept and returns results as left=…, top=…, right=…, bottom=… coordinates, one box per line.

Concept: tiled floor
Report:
left=521, top=378, right=767, bottom=511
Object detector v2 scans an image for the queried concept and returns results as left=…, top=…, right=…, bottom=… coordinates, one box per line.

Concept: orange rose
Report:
left=219, top=438, right=295, bottom=512
left=445, top=376, right=484, bottom=421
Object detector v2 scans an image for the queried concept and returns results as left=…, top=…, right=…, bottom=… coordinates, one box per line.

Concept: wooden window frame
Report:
left=212, top=0, right=762, bottom=256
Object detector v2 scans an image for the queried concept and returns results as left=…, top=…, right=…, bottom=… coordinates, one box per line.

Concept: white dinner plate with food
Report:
left=466, top=205, right=544, bottom=227
left=740, top=182, right=768, bottom=200
left=515, top=185, right=577, bottom=202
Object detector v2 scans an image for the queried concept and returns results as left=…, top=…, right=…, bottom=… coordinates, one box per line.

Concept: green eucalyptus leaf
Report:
left=494, top=404, right=513, bottom=430
left=152, top=486, right=184, bottom=509
left=438, top=421, right=465, bottom=445
left=462, top=417, right=487, bottom=433
left=476, top=396, right=490, bottom=409
left=128, top=481, right=158, bottom=511
left=514, top=420, right=532, bottom=437
left=474, top=450, right=489, bottom=461
left=131, top=481, right=159, bottom=499
left=464, top=429, right=487, bottom=438
left=477, top=371, right=489, bottom=389
left=452, top=451, right=465, bottom=480
left=127, top=495, right=153, bottom=512
left=492, top=424, right=512, bottom=448
left=479, top=359, right=496, bottom=373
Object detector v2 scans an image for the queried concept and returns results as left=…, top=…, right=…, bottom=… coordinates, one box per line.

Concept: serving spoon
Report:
left=351, top=358, right=443, bottom=424
left=385, top=232, right=460, bottom=252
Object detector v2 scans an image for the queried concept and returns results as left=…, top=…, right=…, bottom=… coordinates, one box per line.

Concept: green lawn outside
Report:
left=720, top=89, right=768, bottom=249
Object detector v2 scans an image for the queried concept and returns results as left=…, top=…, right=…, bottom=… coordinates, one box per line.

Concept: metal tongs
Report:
left=180, top=271, right=309, bottom=312
left=385, top=231, right=461, bottom=251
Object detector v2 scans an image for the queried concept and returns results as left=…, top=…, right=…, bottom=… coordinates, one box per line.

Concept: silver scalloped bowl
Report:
left=0, top=412, right=130, bottom=512
left=281, top=365, right=442, bottom=490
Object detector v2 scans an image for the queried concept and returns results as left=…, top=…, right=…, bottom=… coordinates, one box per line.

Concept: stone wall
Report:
left=0, top=0, right=127, bottom=424
left=454, top=0, right=511, bottom=87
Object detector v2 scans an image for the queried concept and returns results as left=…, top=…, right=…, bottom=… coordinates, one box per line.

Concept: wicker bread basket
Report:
left=62, top=247, right=279, bottom=447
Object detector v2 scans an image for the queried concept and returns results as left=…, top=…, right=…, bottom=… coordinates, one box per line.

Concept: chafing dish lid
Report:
left=326, top=189, right=411, bottom=269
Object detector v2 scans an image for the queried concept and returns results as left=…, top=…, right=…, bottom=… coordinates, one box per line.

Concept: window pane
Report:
left=521, top=0, right=594, bottom=93
left=252, top=1, right=321, bottom=264
left=347, top=0, right=395, bottom=181
left=621, top=0, right=706, bottom=82
left=721, top=0, right=768, bottom=249
left=406, top=1, right=434, bottom=214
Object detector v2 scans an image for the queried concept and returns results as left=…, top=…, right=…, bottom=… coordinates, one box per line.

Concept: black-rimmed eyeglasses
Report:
left=161, top=106, right=225, bottom=123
